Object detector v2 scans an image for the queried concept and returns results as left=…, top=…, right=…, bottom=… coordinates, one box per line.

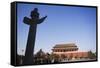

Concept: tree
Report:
left=50, top=53, right=60, bottom=63
left=88, top=51, right=96, bottom=59
left=61, top=54, right=66, bottom=60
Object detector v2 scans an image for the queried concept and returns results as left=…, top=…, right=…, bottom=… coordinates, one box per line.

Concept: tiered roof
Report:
left=52, top=43, right=78, bottom=51
left=53, top=43, right=77, bottom=48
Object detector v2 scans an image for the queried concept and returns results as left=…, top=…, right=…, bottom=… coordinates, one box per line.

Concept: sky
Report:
left=17, top=3, right=96, bottom=55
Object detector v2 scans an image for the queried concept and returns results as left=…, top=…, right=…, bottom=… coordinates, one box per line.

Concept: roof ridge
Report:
left=53, top=43, right=77, bottom=48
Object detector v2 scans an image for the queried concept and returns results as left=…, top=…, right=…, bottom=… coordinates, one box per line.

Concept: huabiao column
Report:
left=23, top=8, right=47, bottom=65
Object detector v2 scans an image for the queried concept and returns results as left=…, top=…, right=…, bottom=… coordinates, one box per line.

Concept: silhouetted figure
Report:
left=23, top=8, right=47, bottom=65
